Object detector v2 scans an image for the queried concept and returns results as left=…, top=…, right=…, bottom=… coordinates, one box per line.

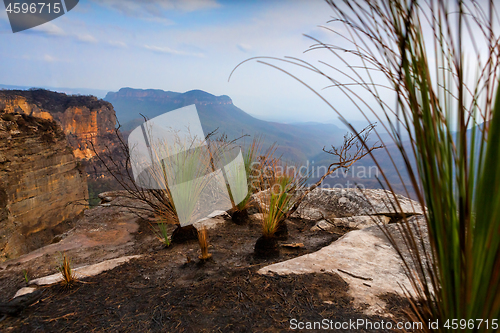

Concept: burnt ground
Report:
left=0, top=206, right=413, bottom=332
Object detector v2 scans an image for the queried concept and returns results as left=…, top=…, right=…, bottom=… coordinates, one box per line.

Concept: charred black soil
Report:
left=0, top=214, right=412, bottom=332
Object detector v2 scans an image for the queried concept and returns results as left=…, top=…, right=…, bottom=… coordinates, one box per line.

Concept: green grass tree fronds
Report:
left=147, top=133, right=225, bottom=227
left=211, top=135, right=278, bottom=223
left=151, top=219, right=171, bottom=247
left=256, top=157, right=306, bottom=238
left=321, top=2, right=500, bottom=328
left=237, top=136, right=265, bottom=211
left=218, top=137, right=268, bottom=207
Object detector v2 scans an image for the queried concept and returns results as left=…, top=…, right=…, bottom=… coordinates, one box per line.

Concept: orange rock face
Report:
left=0, top=90, right=126, bottom=260
left=0, top=90, right=119, bottom=161
left=0, top=113, right=88, bottom=260
left=1, top=95, right=53, bottom=121
left=55, top=105, right=117, bottom=160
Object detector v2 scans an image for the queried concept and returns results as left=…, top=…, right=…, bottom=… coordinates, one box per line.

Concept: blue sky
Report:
left=0, top=0, right=372, bottom=124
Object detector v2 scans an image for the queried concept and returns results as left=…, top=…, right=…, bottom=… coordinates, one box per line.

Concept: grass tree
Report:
left=57, top=252, right=77, bottom=288
left=253, top=156, right=306, bottom=258
left=209, top=136, right=260, bottom=224
left=237, top=0, right=500, bottom=330
left=222, top=137, right=276, bottom=224
left=90, top=126, right=232, bottom=243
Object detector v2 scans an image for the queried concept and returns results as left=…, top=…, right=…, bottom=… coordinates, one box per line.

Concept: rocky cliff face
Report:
left=0, top=112, right=88, bottom=260
left=55, top=105, right=118, bottom=159
left=0, top=89, right=119, bottom=160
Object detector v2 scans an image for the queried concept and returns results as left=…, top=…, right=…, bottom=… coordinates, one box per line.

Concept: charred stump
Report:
left=274, top=220, right=288, bottom=240
left=171, top=225, right=198, bottom=243
left=254, top=235, right=279, bottom=258
left=228, top=208, right=249, bottom=225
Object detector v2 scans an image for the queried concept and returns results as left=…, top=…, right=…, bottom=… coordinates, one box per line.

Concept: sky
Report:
left=0, top=0, right=364, bottom=124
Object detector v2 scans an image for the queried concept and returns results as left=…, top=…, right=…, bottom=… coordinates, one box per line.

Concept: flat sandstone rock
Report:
left=192, top=210, right=230, bottom=230
left=29, top=255, right=141, bottom=286
left=293, top=188, right=423, bottom=221
left=259, top=216, right=426, bottom=315
left=13, top=287, right=38, bottom=299
left=311, top=215, right=391, bottom=231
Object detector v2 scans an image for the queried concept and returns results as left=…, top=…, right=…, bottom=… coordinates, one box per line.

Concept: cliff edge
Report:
left=0, top=89, right=119, bottom=160
left=0, top=112, right=88, bottom=261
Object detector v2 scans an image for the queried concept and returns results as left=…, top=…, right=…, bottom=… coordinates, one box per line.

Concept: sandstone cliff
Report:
left=0, top=112, right=88, bottom=260
left=0, top=89, right=119, bottom=160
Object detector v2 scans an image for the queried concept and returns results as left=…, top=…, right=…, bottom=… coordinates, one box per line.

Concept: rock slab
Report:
left=29, top=255, right=141, bottom=286
left=259, top=216, right=426, bottom=315
left=311, top=215, right=391, bottom=231
left=293, top=188, right=423, bottom=221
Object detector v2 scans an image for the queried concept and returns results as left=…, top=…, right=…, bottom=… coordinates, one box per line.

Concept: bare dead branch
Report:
left=285, top=124, right=382, bottom=219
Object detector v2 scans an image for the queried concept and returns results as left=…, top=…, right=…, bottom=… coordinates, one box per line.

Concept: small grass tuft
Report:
left=151, top=221, right=171, bottom=247
left=23, top=269, right=29, bottom=284
left=57, top=253, right=77, bottom=288
left=197, top=227, right=212, bottom=260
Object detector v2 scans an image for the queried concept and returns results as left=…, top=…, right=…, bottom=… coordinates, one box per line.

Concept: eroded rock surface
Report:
left=293, top=188, right=423, bottom=221
left=29, top=255, right=141, bottom=286
left=259, top=216, right=427, bottom=315
left=0, top=192, right=146, bottom=269
left=0, top=89, right=119, bottom=161
left=0, top=113, right=88, bottom=261
left=311, top=215, right=391, bottom=231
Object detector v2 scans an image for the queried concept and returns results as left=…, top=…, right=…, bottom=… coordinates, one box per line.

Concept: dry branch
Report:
left=284, top=124, right=382, bottom=219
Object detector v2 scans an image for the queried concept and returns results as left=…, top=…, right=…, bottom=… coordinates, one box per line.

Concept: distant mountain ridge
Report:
left=105, top=88, right=344, bottom=162
left=104, top=88, right=436, bottom=197
left=106, top=88, right=232, bottom=108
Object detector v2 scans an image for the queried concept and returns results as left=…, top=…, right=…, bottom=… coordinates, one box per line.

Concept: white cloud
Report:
left=20, top=20, right=100, bottom=45
left=90, top=0, right=220, bottom=21
left=144, top=44, right=204, bottom=57
left=30, top=22, right=66, bottom=36
left=142, top=16, right=175, bottom=26
left=43, top=54, right=57, bottom=62
left=109, top=40, right=127, bottom=48
left=77, top=34, right=98, bottom=43
left=175, top=0, right=220, bottom=12
left=142, top=1, right=332, bottom=56
left=237, top=43, right=252, bottom=53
